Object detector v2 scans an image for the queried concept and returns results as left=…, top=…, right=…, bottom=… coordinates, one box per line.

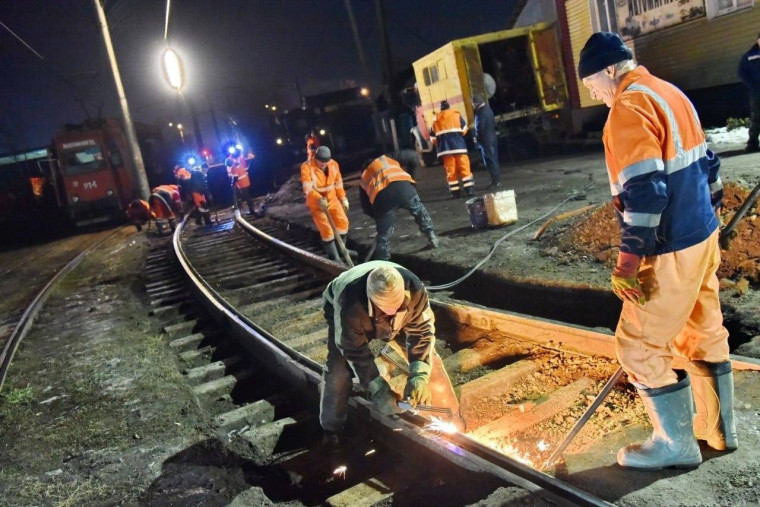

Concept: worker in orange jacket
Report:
left=305, top=131, right=320, bottom=161
left=149, top=184, right=183, bottom=235
left=359, top=154, right=439, bottom=260
left=580, top=31, right=732, bottom=470
left=125, top=199, right=151, bottom=232
left=431, top=100, right=474, bottom=198
left=226, top=153, right=254, bottom=214
left=300, top=146, right=349, bottom=262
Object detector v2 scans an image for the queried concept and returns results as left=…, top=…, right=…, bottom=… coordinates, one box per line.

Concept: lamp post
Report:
left=93, top=0, right=151, bottom=200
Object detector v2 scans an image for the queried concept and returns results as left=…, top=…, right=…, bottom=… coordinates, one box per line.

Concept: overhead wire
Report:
left=0, top=19, right=45, bottom=59
left=426, top=186, right=594, bottom=292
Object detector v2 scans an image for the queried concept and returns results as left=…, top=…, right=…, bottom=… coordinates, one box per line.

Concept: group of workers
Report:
left=126, top=163, right=214, bottom=235
left=316, top=31, right=737, bottom=476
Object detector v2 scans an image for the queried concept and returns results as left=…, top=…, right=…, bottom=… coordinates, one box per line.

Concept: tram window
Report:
left=62, top=146, right=105, bottom=175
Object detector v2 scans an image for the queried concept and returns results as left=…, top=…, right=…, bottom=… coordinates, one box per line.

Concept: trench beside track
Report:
left=166, top=208, right=760, bottom=506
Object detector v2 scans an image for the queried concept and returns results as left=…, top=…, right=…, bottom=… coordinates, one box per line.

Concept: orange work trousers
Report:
left=441, top=154, right=474, bottom=193
left=307, top=197, right=348, bottom=241
left=615, top=230, right=729, bottom=388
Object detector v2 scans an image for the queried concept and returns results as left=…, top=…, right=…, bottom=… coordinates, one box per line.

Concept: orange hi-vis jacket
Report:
left=300, top=158, right=346, bottom=206
left=228, top=157, right=251, bottom=189
left=360, top=155, right=415, bottom=204
left=431, top=109, right=468, bottom=157
left=174, top=167, right=191, bottom=181
left=603, top=66, right=720, bottom=258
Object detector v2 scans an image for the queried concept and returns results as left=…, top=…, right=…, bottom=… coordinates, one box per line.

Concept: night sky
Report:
left=1, top=0, right=517, bottom=153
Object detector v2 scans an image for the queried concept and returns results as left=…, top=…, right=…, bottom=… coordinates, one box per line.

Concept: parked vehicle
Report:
left=410, top=22, right=568, bottom=162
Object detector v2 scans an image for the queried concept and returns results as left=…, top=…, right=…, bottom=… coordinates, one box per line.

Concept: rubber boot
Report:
left=322, top=240, right=342, bottom=263
left=617, top=375, right=702, bottom=469
left=155, top=219, right=166, bottom=236
left=340, top=234, right=358, bottom=261
left=426, top=230, right=439, bottom=249
left=465, top=186, right=474, bottom=197
left=687, top=361, right=737, bottom=451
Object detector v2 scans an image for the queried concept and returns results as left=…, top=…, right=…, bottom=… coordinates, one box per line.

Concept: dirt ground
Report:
left=1, top=139, right=758, bottom=505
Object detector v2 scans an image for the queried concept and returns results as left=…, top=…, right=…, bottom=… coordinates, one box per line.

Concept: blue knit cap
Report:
left=578, top=32, right=633, bottom=79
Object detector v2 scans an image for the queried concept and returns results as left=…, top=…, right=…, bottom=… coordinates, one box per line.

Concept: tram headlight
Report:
left=106, top=189, right=114, bottom=197
left=72, top=195, right=80, bottom=203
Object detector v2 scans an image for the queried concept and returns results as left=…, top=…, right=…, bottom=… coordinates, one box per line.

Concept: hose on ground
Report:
left=427, top=189, right=591, bottom=292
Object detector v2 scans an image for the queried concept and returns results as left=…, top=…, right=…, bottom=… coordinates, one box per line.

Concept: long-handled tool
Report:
left=322, top=202, right=354, bottom=267
left=398, top=400, right=454, bottom=420
left=719, top=179, right=760, bottom=249
left=541, top=366, right=624, bottom=470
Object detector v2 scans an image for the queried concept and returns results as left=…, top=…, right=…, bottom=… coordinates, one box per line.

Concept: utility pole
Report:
left=374, top=0, right=394, bottom=110
left=93, top=0, right=151, bottom=200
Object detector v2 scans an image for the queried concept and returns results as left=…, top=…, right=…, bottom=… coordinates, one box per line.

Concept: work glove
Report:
left=341, top=197, right=349, bottom=212
left=711, top=187, right=724, bottom=211
left=368, top=376, right=401, bottom=416
left=403, top=361, right=432, bottom=407
left=318, top=197, right=328, bottom=211
left=611, top=251, right=645, bottom=305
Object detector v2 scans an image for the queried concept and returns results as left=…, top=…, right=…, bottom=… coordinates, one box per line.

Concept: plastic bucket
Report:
left=466, top=197, right=488, bottom=228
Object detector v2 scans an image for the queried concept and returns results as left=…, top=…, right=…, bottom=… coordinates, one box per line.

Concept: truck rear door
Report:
left=460, top=43, right=486, bottom=117
left=529, top=26, right=567, bottom=110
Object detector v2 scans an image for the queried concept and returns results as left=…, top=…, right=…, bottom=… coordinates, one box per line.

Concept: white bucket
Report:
left=484, top=190, right=518, bottom=226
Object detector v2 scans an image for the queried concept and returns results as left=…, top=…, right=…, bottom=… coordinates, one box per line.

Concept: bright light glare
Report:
left=319, top=129, right=326, bottom=135
left=227, top=146, right=236, bottom=154
left=187, top=157, right=197, bottom=165
left=276, top=138, right=283, bottom=145
left=177, top=124, right=183, bottom=129
left=162, top=48, right=184, bottom=91
left=271, top=106, right=277, bottom=111
left=235, top=143, right=243, bottom=150
left=360, top=87, right=370, bottom=97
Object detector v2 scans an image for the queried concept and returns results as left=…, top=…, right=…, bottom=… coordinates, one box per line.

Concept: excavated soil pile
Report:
left=548, top=182, right=760, bottom=283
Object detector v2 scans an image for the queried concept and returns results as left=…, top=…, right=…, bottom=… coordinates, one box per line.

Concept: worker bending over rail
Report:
left=319, top=261, right=461, bottom=447
left=176, top=165, right=212, bottom=226
left=125, top=184, right=183, bottom=236
left=579, top=31, right=735, bottom=470
left=359, top=153, right=439, bottom=260
left=301, top=146, right=351, bottom=263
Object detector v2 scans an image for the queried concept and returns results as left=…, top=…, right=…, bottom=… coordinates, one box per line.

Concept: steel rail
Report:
left=172, top=212, right=612, bottom=506
left=0, top=228, right=122, bottom=393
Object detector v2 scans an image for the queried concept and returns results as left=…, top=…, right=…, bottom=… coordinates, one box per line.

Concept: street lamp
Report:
left=177, top=123, right=185, bottom=143
left=360, top=87, right=370, bottom=97
left=162, top=47, right=184, bottom=92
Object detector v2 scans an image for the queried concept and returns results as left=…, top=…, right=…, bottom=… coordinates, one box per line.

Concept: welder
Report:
left=431, top=100, right=474, bottom=198
left=226, top=152, right=254, bottom=214
left=359, top=153, right=439, bottom=260
left=319, top=261, right=460, bottom=446
left=579, top=31, right=734, bottom=470
left=177, top=166, right=212, bottom=226
left=300, top=146, right=350, bottom=262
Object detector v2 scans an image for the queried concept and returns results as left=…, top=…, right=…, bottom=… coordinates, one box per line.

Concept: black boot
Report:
left=322, top=240, right=342, bottom=263
left=426, top=230, right=439, bottom=249
left=340, top=234, right=358, bottom=261
left=450, top=190, right=461, bottom=199
left=465, top=186, right=474, bottom=197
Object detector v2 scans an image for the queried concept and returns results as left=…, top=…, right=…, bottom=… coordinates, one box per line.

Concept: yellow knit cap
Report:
left=367, top=266, right=404, bottom=315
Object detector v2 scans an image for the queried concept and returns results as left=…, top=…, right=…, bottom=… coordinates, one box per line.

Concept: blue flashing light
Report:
left=187, top=156, right=197, bottom=166
left=227, top=146, right=236, bottom=154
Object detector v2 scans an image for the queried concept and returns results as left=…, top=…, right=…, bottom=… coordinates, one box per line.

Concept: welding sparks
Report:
left=424, top=416, right=459, bottom=434
left=333, top=465, right=347, bottom=479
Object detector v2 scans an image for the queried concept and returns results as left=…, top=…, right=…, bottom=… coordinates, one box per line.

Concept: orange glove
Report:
left=611, top=251, right=645, bottom=305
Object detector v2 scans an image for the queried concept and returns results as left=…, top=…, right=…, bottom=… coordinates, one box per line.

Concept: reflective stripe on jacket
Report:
left=431, top=109, right=468, bottom=157
left=360, top=155, right=415, bottom=204
left=603, top=66, right=720, bottom=257
left=322, top=260, right=435, bottom=387
left=300, top=158, right=346, bottom=203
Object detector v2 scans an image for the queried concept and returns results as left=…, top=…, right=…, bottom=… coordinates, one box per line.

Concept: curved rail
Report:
left=0, top=229, right=122, bottom=392
left=173, top=211, right=613, bottom=506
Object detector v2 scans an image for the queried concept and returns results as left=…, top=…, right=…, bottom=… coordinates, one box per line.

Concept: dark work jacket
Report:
left=322, top=261, right=435, bottom=387
left=359, top=180, right=417, bottom=218
left=739, top=45, right=760, bottom=95
left=474, top=103, right=497, bottom=147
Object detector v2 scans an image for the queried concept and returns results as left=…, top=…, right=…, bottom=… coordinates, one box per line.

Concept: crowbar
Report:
left=541, top=366, right=624, bottom=470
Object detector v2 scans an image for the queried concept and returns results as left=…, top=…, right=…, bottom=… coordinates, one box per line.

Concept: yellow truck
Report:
left=410, top=22, right=567, bottom=163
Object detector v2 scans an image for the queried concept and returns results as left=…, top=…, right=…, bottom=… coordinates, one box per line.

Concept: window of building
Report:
left=589, top=0, right=618, bottom=32
left=708, top=0, right=754, bottom=17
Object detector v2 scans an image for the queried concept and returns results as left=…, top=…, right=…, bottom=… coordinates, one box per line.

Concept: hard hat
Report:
left=367, top=266, right=405, bottom=315
left=315, top=146, right=331, bottom=162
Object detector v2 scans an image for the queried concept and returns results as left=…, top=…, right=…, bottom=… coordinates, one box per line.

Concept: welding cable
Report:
left=427, top=189, right=590, bottom=292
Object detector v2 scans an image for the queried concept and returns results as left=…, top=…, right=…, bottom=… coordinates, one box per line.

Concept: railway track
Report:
left=155, top=207, right=760, bottom=505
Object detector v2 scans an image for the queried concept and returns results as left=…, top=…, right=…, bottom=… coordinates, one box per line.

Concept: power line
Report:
left=0, top=19, right=44, bottom=59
